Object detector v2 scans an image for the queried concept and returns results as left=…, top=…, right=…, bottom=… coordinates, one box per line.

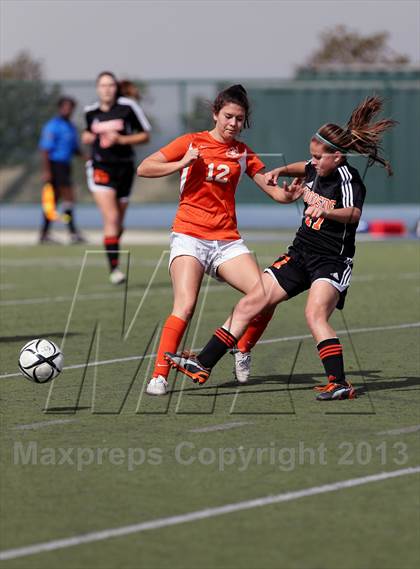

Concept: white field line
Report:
left=0, top=466, right=419, bottom=561
left=1, top=257, right=164, bottom=268
left=352, top=272, right=420, bottom=282
left=1, top=272, right=419, bottom=308
left=13, top=419, right=77, bottom=430
left=256, top=321, right=420, bottom=346
left=188, top=421, right=252, bottom=433
left=376, top=425, right=420, bottom=436
left=1, top=321, right=419, bottom=381
left=0, top=286, right=223, bottom=307
left=3, top=250, right=420, bottom=280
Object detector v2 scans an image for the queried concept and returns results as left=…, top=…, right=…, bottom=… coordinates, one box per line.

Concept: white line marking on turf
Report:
left=1, top=354, right=151, bottom=379
left=0, top=466, right=418, bottom=561
left=1, top=272, right=419, bottom=307
left=188, top=421, right=252, bottom=433
left=1, top=321, right=419, bottom=380
left=257, top=321, right=420, bottom=346
left=13, top=419, right=77, bottom=430
left=1, top=257, right=165, bottom=268
left=0, top=292, right=124, bottom=306
left=0, top=283, right=15, bottom=290
left=376, top=425, right=420, bottom=436
left=352, top=272, right=420, bottom=282
left=0, top=286, right=221, bottom=307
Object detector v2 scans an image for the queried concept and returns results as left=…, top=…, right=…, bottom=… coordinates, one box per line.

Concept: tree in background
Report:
left=299, top=25, right=410, bottom=70
left=0, top=51, right=61, bottom=166
left=0, top=50, right=43, bottom=80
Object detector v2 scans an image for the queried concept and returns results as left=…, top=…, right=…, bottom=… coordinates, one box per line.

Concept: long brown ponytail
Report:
left=315, top=96, right=397, bottom=175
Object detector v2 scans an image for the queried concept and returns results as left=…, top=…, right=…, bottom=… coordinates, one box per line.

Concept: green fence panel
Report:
left=238, top=77, right=420, bottom=204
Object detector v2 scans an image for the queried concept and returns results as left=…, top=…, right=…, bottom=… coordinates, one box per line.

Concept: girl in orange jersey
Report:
left=137, top=85, right=303, bottom=395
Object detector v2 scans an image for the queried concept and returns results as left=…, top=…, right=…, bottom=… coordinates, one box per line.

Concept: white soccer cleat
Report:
left=233, top=350, right=251, bottom=383
left=109, top=268, right=126, bottom=285
left=146, top=375, right=168, bottom=396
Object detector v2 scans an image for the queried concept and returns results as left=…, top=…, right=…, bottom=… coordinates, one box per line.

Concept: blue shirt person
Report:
left=39, top=115, right=79, bottom=162
left=38, top=96, right=85, bottom=244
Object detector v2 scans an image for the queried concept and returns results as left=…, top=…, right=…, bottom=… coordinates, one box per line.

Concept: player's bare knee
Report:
left=305, top=305, right=327, bottom=330
left=236, top=295, right=263, bottom=321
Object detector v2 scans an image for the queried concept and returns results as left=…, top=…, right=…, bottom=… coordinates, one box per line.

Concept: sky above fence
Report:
left=1, top=0, right=419, bottom=80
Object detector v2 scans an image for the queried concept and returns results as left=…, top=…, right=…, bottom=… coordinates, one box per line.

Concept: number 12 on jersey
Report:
left=206, top=163, right=230, bottom=183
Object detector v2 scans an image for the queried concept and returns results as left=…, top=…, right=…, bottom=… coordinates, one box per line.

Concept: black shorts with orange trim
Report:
left=87, top=161, right=135, bottom=201
left=264, top=246, right=352, bottom=310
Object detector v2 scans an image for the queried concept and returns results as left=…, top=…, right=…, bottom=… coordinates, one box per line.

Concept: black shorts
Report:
left=50, top=161, right=72, bottom=188
left=264, top=246, right=353, bottom=310
left=86, top=160, right=135, bottom=202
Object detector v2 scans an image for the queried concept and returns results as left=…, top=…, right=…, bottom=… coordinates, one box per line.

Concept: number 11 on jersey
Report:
left=305, top=216, right=325, bottom=230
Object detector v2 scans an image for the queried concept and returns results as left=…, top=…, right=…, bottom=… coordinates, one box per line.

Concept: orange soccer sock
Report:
left=237, top=306, right=275, bottom=353
left=152, top=314, right=188, bottom=379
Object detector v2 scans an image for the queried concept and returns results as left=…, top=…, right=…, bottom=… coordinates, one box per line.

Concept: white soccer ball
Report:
left=18, top=339, right=64, bottom=383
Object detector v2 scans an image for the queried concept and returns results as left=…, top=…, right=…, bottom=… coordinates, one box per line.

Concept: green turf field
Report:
left=0, top=238, right=419, bottom=569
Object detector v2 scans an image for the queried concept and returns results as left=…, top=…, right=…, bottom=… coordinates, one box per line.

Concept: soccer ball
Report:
left=18, top=339, right=64, bottom=383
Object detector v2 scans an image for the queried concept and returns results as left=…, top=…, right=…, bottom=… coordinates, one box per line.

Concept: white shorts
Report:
left=169, top=232, right=251, bottom=280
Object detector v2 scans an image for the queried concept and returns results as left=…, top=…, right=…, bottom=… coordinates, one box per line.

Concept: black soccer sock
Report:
left=63, top=205, right=77, bottom=234
left=40, top=214, right=51, bottom=238
left=198, top=327, right=238, bottom=369
left=317, top=338, right=346, bottom=384
left=104, top=236, right=120, bottom=272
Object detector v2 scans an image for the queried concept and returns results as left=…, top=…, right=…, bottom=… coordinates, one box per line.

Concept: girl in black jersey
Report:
left=82, top=72, right=151, bottom=284
left=165, top=96, right=396, bottom=401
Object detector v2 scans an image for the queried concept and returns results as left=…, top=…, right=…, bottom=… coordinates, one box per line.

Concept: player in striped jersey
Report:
left=165, top=96, right=396, bottom=401
left=138, top=85, right=303, bottom=395
left=82, top=72, right=151, bottom=284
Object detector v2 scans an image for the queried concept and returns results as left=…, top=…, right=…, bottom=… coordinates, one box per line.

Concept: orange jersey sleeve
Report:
left=160, top=133, right=193, bottom=162
left=245, top=144, right=265, bottom=178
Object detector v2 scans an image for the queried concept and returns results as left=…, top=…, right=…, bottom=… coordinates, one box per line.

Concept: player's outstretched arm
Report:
left=137, top=148, right=199, bottom=178
left=305, top=205, right=362, bottom=224
left=264, top=161, right=307, bottom=186
left=253, top=172, right=305, bottom=203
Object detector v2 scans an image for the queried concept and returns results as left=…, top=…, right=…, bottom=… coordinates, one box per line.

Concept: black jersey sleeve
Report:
left=84, top=108, right=96, bottom=132
left=303, top=162, right=317, bottom=193
left=304, top=161, right=316, bottom=181
left=127, top=107, right=144, bottom=132
left=118, top=97, right=152, bottom=134
left=337, top=165, right=366, bottom=211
